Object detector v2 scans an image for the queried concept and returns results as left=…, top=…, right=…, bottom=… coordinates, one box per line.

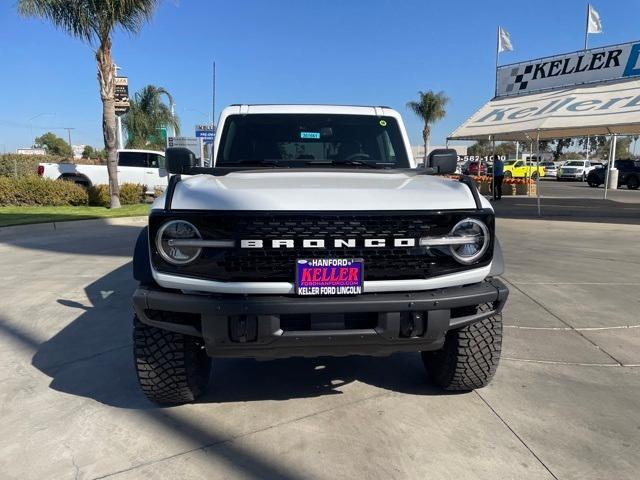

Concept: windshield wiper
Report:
left=307, top=159, right=386, bottom=169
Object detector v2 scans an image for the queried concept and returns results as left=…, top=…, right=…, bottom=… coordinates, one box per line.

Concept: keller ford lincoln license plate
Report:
left=296, top=259, right=363, bottom=296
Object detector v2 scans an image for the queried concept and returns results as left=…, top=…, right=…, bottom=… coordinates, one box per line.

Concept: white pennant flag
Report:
left=587, top=5, right=603, bottom=34
left=498, top=27, right=513, bottom=53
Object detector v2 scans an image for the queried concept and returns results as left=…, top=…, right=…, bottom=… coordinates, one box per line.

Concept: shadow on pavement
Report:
left=8, top=262, right=445, bottom=411
left=0, top=224, right=143, bottom=256
left=0, top=260, right=446, bottom=479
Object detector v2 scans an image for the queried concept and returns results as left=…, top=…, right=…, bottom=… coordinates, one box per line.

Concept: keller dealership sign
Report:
left=496, top=40, right=640, bottom=98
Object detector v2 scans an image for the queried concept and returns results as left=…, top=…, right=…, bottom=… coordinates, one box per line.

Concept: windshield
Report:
left=215, top=114, right=410, bottom=168
left=565, top=161, right=585, bottom=166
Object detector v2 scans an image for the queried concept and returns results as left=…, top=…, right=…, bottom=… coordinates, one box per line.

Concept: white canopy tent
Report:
left=449, top=77, right=640, bottom=141
left=448, top=77, right=640, bottom=208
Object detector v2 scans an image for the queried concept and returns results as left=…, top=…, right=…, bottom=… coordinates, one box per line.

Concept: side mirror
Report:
left=165, top=147, right=197, bottom=174
left=427, top=149, right=458, bottom=174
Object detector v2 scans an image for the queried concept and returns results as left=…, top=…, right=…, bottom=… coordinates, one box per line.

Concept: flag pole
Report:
left=584, top=4, right=590, bottom=50
left=495, top=27, right=500, bottom=98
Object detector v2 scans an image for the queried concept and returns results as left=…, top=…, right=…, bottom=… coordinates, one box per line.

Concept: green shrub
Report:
left=0, top=176, right=88, bottom=206
left=120, top=183, right=146, bottom=205
left=88, top=183, right=145, bottom=206
left=0, top=154, right=66, bottom=178
left=87, top=184, right=109, bottom=206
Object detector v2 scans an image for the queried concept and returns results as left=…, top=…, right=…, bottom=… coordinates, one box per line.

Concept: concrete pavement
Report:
left=0, top=215, right=639, bottom=479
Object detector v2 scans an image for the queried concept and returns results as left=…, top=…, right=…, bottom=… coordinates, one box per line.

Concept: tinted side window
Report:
left=118, top=152, right=147, bottom=167
left=146, top=154, right=164, bottom=168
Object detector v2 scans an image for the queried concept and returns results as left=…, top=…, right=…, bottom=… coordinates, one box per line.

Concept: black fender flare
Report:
left=133, top=227, right=156, bottom=285
left=489, top=237, right=505, bottom=277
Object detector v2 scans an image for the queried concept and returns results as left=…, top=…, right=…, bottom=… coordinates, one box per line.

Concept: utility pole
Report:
left=64, top=127, right=75, bottom=158
left=64, top=127, right=74, bottom=147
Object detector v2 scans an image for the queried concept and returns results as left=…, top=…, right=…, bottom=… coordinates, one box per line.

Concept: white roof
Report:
left=220, top=104, right=397, bottom=116
left=449, top=78, right=640, bottom=141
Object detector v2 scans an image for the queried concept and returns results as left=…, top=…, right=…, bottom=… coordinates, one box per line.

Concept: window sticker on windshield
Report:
left=300, top=132, right=321, bottom=140
left=379, top=120, right=387, bottom=127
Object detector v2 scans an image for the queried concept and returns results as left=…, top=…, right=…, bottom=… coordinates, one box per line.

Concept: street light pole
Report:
left=28, top=113, right=53, bottom=145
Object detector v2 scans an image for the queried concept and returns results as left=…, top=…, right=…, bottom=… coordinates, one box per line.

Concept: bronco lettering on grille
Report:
left=240, top=238, right=417, bottom=248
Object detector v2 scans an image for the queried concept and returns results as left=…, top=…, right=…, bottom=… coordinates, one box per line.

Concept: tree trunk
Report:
left=423, top=124, right=431, bottom=166
left=96, top=37, right=120, bottom=208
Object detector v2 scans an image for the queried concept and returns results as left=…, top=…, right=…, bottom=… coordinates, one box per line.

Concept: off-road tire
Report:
left=422, top=305, right=502, bottom=391
left=133, top=316, right=211, bottom=404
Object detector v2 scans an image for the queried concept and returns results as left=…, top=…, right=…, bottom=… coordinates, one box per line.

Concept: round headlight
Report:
left=449, top=218, right=490, bottom=265
left=156, top=220, right=202, bottom=265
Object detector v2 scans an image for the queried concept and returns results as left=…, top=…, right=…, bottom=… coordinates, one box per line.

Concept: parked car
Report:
left=463, top=161, right=486, bottom=176
left=503, top=160, right=545, bottom=179
left=131, top=104, right=509, bottom=404
left=556, top=160, right=595, bottom=181
left=586, top=159, right=640, bottom=189
left=540, top=161, right=558, bottom=178
left=38, top=149, right=167, bottom=193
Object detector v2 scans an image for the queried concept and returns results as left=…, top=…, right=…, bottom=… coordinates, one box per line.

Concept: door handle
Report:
left=146, top=170, right=154, bottom=173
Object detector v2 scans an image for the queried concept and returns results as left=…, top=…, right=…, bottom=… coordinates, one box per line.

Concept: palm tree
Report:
left=123, top=85, right=180, bottom=150
left=406, top=91, right=450, bottom=164
left=18, top=0, right=160, bottom=208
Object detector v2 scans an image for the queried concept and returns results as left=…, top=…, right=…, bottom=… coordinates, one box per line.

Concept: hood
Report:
left=165, top=170, right=485, bottom=211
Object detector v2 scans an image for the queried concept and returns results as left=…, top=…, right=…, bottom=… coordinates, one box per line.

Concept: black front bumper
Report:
left=133, top=279, right=508, bottom=359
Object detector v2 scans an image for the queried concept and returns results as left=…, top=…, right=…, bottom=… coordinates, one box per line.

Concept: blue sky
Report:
left=1, top=0, right=640, bottom=152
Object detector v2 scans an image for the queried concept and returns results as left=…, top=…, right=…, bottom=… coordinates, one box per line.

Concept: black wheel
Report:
left=627, top=175, right=639, bottom=190
left=530, top=172, right=538, bottom=180
left=504, top=171, right=512, bottom=178
left=422, top=305, right=502, bottom=391
left=587, top=180, right=599, bottom=188
left=134, top=316, right=211, bottom=404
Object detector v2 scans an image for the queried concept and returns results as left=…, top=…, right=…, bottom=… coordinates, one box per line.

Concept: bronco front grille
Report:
left=149, top=211, right=494, bottom=282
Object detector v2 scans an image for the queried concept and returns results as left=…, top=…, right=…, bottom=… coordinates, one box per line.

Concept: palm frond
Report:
left=406, top=90, right=450, bottom=125
left=123, top=84, right=180, bottom=147
left=18, top=0, right=161, bottom=43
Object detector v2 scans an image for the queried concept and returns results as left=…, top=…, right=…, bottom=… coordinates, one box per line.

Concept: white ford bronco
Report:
left=132, top=104, right=508, bottom=404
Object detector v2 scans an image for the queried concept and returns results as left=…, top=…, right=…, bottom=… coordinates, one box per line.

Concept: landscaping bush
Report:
left=0, top=154, right=65, bottom=178
left=0, top=176, right=88, bottom=206
left=87, top=183, right=145, bottom=206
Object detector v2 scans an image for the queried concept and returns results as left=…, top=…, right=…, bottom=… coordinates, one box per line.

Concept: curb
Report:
left=0, top=216, right=148, bottom=239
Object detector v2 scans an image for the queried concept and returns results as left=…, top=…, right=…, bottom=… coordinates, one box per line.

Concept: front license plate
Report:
left=296, top=259, right=363, bottom=296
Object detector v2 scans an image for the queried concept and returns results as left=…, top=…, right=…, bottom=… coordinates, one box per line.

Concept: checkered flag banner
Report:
left=587, top=4, right=603, bottom=34
left=498, top=27, right=513, bottom=53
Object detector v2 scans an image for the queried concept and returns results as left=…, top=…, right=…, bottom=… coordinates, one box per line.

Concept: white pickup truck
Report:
left=37, top=149, right=168, bottom=193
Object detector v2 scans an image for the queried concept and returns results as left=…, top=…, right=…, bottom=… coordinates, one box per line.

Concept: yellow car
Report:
left=503, top=160, right=545, bottom=179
